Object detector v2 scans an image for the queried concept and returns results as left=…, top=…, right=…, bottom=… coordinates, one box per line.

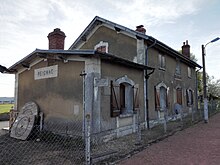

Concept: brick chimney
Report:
left=182, top=40, right=190, bottom=58
left=48, top=28, right=66, bottom=49
left=135, top=25, right=146, bottom=34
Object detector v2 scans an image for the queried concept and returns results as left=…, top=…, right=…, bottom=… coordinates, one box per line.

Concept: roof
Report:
left=8, top=49, right=154, bottom=73
left=69, top=16, right=201, bottom=68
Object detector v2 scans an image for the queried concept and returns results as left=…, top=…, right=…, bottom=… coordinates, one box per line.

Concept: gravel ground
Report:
left=0, top=130, right=85, bottom=165
left=118, top=113, right=220, bottom=165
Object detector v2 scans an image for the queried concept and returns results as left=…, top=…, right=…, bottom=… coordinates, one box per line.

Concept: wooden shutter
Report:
left=110, top=80, right=120, bottom=117
left=155, top=87, right=160, bottom=111
left=176, top=88, right=182, bottom=105
left=191, top=90, right=194, bottom=105
left=120, top=84, right=126, bottom=110
left=133, top=84, right=140, bottom=112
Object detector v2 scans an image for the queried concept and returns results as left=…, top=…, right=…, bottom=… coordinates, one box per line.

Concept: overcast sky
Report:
left=0, top=0, right=220, bottom=97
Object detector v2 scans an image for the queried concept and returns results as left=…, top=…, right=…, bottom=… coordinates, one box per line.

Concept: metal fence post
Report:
left=135, top=110, right=141, bottom=145
left=85, top=114, right=91, bottom=165
left=163, top=109, right=167, bottom=134
left=191, top=107, right=194, bottom=122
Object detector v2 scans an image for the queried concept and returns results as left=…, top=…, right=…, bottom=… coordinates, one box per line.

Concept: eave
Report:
left=69, top=16, right=201, bottom=69
left=8, top=49, right=154, bottom=73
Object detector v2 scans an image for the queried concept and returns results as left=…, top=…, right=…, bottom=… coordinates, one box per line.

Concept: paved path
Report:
left=119, top=113, right=220, bottom=165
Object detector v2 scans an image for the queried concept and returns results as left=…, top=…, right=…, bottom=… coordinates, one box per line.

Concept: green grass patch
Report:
left=0, top=104, right=13, bottom=114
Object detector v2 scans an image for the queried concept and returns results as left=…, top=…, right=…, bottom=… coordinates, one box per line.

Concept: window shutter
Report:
left=110, top=80, right=120, bottom=117
left=155, top=87, right=160, bottom=111
left=177, top=89, right=182, bottom=105
left=191, top=90, right=194, bottom=105
left=133, top=84, right=140, bottom=112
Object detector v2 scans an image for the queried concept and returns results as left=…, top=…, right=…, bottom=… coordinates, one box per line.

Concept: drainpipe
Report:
left=145, top=40, right=156, bottom=129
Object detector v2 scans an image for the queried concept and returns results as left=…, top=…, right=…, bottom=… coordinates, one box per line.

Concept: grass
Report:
left=0, top=104, right=13, bottom=114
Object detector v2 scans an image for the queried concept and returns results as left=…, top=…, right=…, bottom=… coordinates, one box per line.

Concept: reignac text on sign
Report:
left=34, top=65, right=58, bottom=80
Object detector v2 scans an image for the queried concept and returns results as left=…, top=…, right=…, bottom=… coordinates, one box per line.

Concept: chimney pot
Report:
left=135, top=25, right=146, bottom=34
left=48, top=28, right=66, bottom=50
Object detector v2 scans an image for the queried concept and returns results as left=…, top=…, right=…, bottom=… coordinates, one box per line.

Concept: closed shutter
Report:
left=155, top=87, right=160, bottom=111
left=176, top=88, right=182, bottom=105
left=133, top=84, right=140, bottom=112
left=110, top=80, right=120, bottom=117
left=191, top=90, right=194, bottom=105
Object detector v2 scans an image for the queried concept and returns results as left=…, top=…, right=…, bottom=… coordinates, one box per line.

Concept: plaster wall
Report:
left=80, top=26, right=137, bottom=61
left=17, top=60, right=84, bottom=134
left=147, top=48, right=196, bottom=120
left=100, top=61, right=144, bottom=132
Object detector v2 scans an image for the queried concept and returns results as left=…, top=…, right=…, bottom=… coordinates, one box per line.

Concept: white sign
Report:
left=34, top=65, right=58, bottom=80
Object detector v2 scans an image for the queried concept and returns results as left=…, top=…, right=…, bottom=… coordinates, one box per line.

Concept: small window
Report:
left=186, top=89, right=193, bottom=106
left=188, top=67, right=192, bottom=78
left=94, top=41, right=108, bottom=53
left=176, top=59, right=181, bottom=75
left=159, top=54, right=166, bottom=69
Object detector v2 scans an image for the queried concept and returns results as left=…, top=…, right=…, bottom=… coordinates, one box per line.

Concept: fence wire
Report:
left=89, top=100, right=220, bottom=164
left=0, top=111, right=85, bottom=165
left=0, top=100, right=219, bottom=165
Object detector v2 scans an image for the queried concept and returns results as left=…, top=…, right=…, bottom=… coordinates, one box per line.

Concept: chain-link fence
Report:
left=89, top=99, right=220, bottom=164
left=1, top=100, right=219, bottom=165
left=0, top=102, right=86, bottom=165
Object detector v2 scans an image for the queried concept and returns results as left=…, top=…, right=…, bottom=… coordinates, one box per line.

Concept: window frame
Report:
left=187, top=67, right=192, bottom=78
left=186, top=89, right=194, bottom=106
left=94, top=41, right=109, bottom=53
left=155, top=82, right=168, bottom=112
left=110, top=76, right=139, bottom=117
left=175, top=59, right=181, bottom=75
left=159, top=54, right=166, bottom=70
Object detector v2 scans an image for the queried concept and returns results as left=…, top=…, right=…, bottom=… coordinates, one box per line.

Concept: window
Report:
left=175, top=59, right=181, bottom=75
left=186, top=89, right=193, bottom=106
left=159, top=54, right=166, bottom=69
left=119, top=83, right=133, bottom=114
left=94, top=41, right=108, bottom=53
left=155, top=82, right=168, bottom=111
left=188, top=67, right=192, bottom=78
left=110, top=77, right=139, bottom=117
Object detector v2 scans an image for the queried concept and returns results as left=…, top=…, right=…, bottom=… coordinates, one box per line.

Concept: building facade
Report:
left=7, top=16, right=201, bottom=139
left=70, top=16, right=201, bottom=128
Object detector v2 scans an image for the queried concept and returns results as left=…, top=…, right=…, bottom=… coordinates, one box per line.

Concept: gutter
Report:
left=145, top=40, right=156, bottom=129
